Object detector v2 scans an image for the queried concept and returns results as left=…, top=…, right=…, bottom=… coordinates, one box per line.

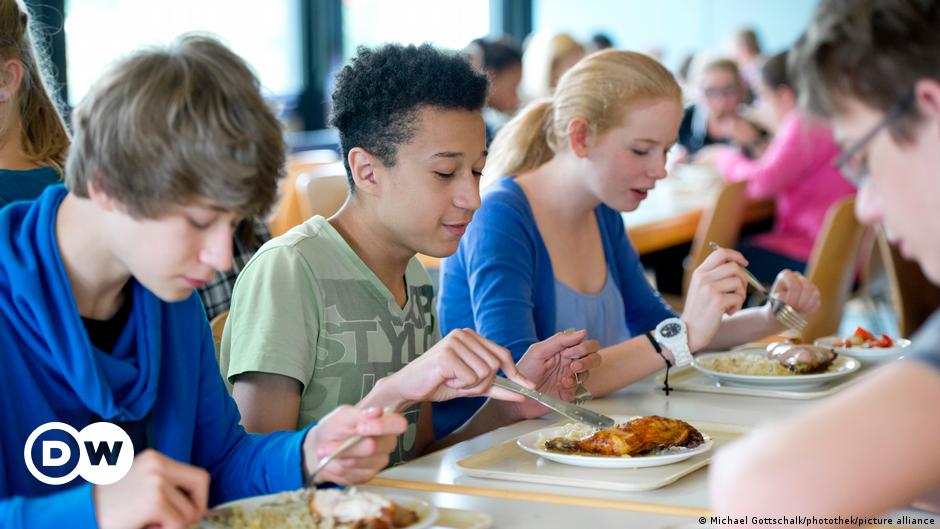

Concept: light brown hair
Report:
left=521, top=32, right=586, bottom=100
left=0, top=0, right=69, bottom=172
left=736, top=28, right=762, bottom=56
left=66, top=35, right=285, bottom=219
left=484, top=49, right=681, bottom=184
left=792, top=0, right=940, bottom=142
left=699, top=58, right=741, bottom=86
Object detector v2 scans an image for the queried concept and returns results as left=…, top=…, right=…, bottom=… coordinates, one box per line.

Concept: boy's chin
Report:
left=417, top=240, right=461, bottom=259
left=145, top=281, right=198, bottom=303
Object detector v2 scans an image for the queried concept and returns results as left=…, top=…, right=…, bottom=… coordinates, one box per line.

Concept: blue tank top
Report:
left=554, top=270, right=631, bottom=347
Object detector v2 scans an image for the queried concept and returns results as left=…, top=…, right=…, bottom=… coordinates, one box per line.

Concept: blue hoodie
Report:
left=0, top=186, right=310, bottom=529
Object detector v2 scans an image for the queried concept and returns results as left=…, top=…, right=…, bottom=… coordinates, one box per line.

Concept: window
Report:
left=64, top=0, right=302, bottom=105
left=342, top=0, right=490, bottom=58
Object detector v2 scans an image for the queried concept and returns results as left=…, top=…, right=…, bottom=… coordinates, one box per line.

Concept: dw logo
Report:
left=23, top=422, right=134, bottom=486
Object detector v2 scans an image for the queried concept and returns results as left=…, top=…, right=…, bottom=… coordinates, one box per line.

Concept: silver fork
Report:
left=302, top=405, right=395, bottom=491
left=708, top=242, right=808, bottom=332
left=201, top=407, right=394, bottom=527
left=562, top=328, right=592, bottom=405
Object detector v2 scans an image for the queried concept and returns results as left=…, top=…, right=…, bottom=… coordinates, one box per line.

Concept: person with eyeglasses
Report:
left=676, top=57, right=767, bottom=158
left=710, top=0, right=940, bottom=520
left=699, top=50, right=856, bottom=285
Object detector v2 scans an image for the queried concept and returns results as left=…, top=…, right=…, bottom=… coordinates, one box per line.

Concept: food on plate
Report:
left=203, top=488, right=419, bottom=529
left=834, top=326, right=895, bottom=348
left=766, top=343, right=837, bottom=374
left=542, top=415, right=705, bottom=457
left=312, top=489, right=418, bottom=529
left=696, top=343, right=838, bottom=377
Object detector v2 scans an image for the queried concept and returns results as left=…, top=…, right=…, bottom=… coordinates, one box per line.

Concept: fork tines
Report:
left=772, top=297, right=807, bottom=331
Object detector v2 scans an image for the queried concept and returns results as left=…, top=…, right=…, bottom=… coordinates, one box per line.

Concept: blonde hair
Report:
left=484, top=49, right=681, bottom=185
left=0, top=0, right=69, bottom=172
left=521, top=32, right=585, bottom=101
left=66, top=35, right=285, bottom=219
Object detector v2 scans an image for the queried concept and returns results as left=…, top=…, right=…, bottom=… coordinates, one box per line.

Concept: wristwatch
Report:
left=654, top=318, right=692, bottom=368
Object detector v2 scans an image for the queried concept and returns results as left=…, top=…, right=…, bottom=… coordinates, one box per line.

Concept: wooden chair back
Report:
left=800, top=196, right=867, bottom=341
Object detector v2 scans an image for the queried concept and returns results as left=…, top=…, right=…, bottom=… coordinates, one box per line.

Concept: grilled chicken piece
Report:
left=545, top=416, right=704, bottom=456
left=767, top=343, right=836, bottom=374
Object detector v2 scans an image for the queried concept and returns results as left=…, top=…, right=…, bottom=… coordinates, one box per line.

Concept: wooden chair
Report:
left=295, top=162, right=349, bottom=220
left=662, top=180, right=748, bottom=310
left=209, top=309, right=229, bottom=366
left=877, top=227, right=940, bottom=337
left=269, top=149, right=339, bottom=236
left=682, top=180, right=749, bottom=295
left=799, top=196, right=868, bottom=341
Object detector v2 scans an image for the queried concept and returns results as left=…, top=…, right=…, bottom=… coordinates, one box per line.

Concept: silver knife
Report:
left=493, top=377, right=616, bottom=429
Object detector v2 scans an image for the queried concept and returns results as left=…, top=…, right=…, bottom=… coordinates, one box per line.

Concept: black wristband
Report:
left=645, top=331, right=673, bottom=395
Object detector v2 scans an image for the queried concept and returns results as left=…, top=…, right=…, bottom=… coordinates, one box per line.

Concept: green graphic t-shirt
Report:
left=219, top=216, right=440, bottom=464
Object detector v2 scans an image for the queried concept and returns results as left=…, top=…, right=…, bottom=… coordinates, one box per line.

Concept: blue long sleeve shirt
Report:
left=433, top=177, right=675, bottom=438
left=0, top=186, right=310, bottom=529
left=0, top=167, right=60, bottom=209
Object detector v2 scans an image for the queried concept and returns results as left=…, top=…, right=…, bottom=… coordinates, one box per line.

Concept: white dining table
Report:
left=367, top=370, right=940, bottom=528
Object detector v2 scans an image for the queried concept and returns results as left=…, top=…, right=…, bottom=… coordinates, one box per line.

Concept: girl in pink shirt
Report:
left=712, top=50, right=856, bottom=284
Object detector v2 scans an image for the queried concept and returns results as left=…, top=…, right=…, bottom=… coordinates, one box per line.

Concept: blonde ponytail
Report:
left=482, top=98, right=554, bottom=187
left=484, top=50, right=681, bottom=188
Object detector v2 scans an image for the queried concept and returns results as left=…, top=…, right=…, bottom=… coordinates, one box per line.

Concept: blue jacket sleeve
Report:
left=190, top=323, right=312, bottom=505
left=0, top=484, right=97, bottom=529
left=460, top=196, right=542, bottom=362
left=607, top=209, right=677, bottom=335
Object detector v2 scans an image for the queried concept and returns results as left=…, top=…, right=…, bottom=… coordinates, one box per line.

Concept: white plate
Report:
left=814, top=335, right=911, bottom=364
left=515, top=416, right=714, bottom=468
left=692, top=350, right=861, bottom=389
left=212, top=490, right=437, bottom=529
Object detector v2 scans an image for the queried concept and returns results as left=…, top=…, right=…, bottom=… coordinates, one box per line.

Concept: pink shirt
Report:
left=716, top=111, right=856, bottom=262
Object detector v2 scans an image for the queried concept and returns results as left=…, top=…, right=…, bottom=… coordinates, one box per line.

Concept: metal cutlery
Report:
left=492, top=376, right=615, bottom=429
left=708, top=241, right=808, bottom=332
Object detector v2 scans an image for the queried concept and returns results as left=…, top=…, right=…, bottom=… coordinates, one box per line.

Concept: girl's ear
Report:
left=0, top=59, right=25, bottom=103
left=567, top=117, right=593, bottom=158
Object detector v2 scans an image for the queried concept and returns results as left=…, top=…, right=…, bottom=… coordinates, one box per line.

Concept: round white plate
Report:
left=516, top=416, right=713, bottom=468
left=212, top=490, right=438, bottom=529
left=692, top=350, right=860, bottom=389
left=814, top=335, right=911, bottom=365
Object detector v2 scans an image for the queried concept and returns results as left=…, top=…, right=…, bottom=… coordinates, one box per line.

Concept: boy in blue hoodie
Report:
left=0, top=36, right=406, bottom=529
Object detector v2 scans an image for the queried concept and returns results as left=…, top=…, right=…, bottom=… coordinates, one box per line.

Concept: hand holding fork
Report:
left=708, top=242, right=808, bottom=332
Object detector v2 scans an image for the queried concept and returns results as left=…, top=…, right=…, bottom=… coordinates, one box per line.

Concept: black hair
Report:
left=469, top=36, right=522, bottom=73
left=590, top=33, right=614, bottom=50
left=761, top=50, right=791, bottom=91
left=329, top=43, right=489, bottom=188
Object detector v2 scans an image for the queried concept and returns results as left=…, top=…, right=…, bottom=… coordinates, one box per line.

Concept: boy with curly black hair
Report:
left=221, top=43, right=599, bottom=461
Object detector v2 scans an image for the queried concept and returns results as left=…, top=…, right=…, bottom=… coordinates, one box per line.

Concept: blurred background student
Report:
left=520, top=31, right=584, bottom=103
left=731, top=27, right=765, bottom=104
left=464, top=36, right=523, bottom=142
left=701, top=50, right=855, bottom=284
left=0, top=0, right=69, bottom=208
left=586, top=32, right=614, bottom=54
left=677, top=57, right=766, bottom=158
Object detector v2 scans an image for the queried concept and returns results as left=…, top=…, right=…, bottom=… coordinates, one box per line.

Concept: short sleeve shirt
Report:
left=220, top=216, right=440, bottom=464
left=906, top=309, right=940, bottom=372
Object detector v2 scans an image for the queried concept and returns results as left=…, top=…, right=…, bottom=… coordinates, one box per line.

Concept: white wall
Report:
left=533, top=0, right=819, bottom=70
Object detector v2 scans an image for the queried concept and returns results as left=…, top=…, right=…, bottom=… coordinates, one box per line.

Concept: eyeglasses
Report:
left=703, top=85, right=740, bottom=99
left=834, top=93, right=915, bottom=187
